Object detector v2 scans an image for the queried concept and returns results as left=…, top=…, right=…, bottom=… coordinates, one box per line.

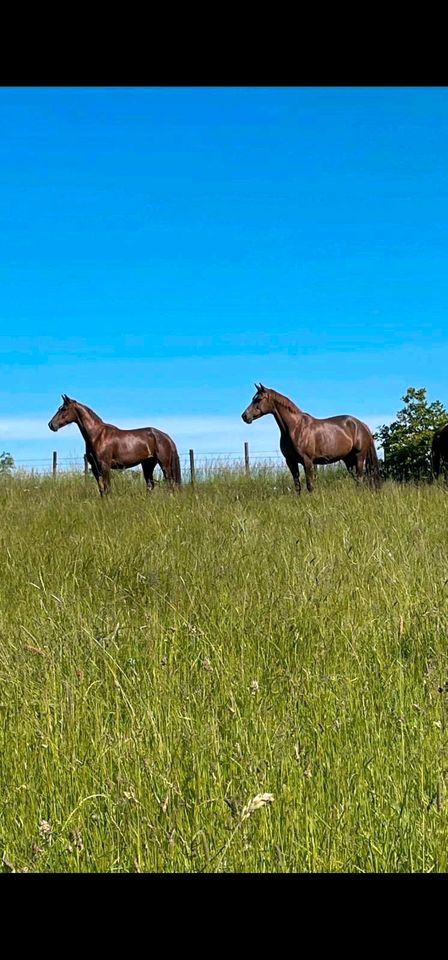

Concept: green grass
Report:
left=1, top=468, right=448, bottom=872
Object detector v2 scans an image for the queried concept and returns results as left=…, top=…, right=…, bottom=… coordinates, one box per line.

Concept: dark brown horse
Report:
left=431, top=423, right=448, bottom=481
left=241, top=383, right=381, bottom=493
left=48, top=395, right=181, bottom=496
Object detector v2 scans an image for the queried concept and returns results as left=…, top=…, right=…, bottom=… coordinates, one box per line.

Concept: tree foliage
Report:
left=375, top=387, right=448, bottom=481
left=0, top=451, right=14, bottom=474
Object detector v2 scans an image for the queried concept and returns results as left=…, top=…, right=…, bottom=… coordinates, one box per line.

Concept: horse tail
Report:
left=431, top=430, right=441, bottom=480
left=365, top=437, right=382, bottom=489
left=172, top=447, right=182, bottom=486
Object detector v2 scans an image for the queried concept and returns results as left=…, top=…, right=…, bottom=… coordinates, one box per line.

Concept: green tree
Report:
left=0, top=451, right=14, bottom=475
left=375, top=387, right=448, bottom=481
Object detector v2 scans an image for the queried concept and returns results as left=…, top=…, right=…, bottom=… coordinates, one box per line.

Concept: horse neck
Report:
left=73, top=403, right=103, bottom=444
left=269, top=394, right=302, bottom=435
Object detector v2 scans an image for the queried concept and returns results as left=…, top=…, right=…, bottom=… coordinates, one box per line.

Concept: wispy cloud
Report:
left=1, top=415, right=279, bottom=455
left=0, top=418, right=53, bottom=440
left=0, top=412, right=393, bottom=453
left=1, top=415, right=244, bottom=441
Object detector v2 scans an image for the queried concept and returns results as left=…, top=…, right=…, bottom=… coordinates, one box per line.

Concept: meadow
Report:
left=1, top=466, right=448, bottom=873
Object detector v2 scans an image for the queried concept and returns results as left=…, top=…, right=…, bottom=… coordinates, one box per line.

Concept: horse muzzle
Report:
left=48, top=421, right=58, bottom=432
left=241, top=412, right=252, bottom=424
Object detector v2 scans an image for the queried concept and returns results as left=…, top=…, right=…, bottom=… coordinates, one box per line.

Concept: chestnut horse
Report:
left=48, top=395, right=181, bottom=496
left=431, top=423, right=448, bottom=481
left=241, top=383, right=381, bottom=493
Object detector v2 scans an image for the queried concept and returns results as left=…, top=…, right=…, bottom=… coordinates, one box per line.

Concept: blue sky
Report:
left=1, top=86, right=447, bottom=468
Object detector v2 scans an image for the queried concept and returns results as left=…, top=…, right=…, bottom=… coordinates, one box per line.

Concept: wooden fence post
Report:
left=52, top=451, right=57, bottom=478
left=244, top=441, right=250, bottom=475
left=189, top=449, right=195, bottom=485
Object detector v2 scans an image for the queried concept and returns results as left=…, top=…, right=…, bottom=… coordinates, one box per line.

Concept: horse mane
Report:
left=265, top=388, right=302, bottom=414
left=72, top=399, right=104, bottom=423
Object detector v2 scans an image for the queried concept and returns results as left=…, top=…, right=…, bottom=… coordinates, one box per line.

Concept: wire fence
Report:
left=9, top=445, right=290, bottom=482
left=5, top=447, right=355, bottom=487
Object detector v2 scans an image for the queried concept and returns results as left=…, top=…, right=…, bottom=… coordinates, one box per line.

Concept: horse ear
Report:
left=259, top=383, right=266, bottom=391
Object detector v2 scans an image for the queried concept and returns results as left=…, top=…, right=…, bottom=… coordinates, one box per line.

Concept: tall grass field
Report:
left=1, top=467, right=448, bottom=872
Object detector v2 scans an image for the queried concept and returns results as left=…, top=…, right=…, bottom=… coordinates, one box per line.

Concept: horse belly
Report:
left=314, top=454, right=346, bottom=465
left=314, top=425, right=353, bottom=460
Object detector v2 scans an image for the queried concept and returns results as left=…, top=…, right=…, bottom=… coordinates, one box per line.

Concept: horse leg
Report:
left=142, top=457, right=157, bottom=493
left=103, top=469, right=112, bottom=495
left=156, top=452, right=178, bottom=491
left=285, top=455, right=301, bottom=494
left=86, top=453, right=106, bottom=497
left=303, top=456, right=315, bottom=493
left=96, top=461, right=111, bottom=496
left=159, top=461, right=176, bottom=492
left=343, top=453, right=357, bottom=480
left=441, top=453, right=448, bottom=483
left=355, top=452, right=366, bottom=484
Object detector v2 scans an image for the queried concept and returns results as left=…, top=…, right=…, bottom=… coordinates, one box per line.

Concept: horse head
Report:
left=241, top=384, right=272, bottom=423
left=48, top=394, right=77, bottom=432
